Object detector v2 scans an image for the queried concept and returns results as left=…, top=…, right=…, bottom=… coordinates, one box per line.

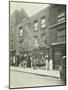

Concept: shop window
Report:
left=41, top=17, right=46, bottom=28
left=34, top=20, right=38, bottom=31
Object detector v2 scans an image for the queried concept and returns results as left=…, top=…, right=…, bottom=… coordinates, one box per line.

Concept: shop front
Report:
left=18, top=47, right=49, bottom=69
left=52, top=42, right=66, bottom=70
left=31, top=47, right=49, bottom=70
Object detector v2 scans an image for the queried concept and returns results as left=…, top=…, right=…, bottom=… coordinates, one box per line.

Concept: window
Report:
left=58, top=29, right=65, bottom=41
left=58, top=13, right=65, bottom=18
left=41, top=33, right=46, bottom=43
left=57, top=11, right=65, bottom=23
left=58, top=17, right=65, bottom=22
left=41, top=33, right=47, bottom=46
left=34, top=21, right=38, bottom=31
left=41, top=17, right=46, bottom=28
left=35, top=39, right=39, bottom=47
left=19, top=27, right=23, bottom=36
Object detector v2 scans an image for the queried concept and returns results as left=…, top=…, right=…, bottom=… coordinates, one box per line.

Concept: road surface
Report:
left=10, top=70, right=64, bottom=88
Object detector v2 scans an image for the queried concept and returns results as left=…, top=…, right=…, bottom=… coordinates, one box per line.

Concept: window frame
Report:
left=57, top=10, right=65, bottom=23
left=57, top=28, right=65, bottom=41
left=34, top=39, right=39, bottom=47
left=34, top=20, right=38, bottom=31
left=19, top=26, right=23, bottom=37
left=41, top=16, right=46, bottom=28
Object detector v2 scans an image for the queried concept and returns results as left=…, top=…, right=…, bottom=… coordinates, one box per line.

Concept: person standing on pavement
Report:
left=33, top=57, right=36, bottom=69
left=27, top=56, right=31, bottom=68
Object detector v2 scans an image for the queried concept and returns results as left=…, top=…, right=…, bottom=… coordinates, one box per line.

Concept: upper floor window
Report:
left=58, top=13, right=65, bottom=18
left=57, top=28, right=65, bottom=41
left=41, top=17, right=46, bottom=28
left=19, top=26, right=23, bottom=36
left=34, top=20, right=38, bottom=31
left=35, top=39, right=39, bottom=47
left=41, top=33, right=48, bottom=46
left=57, top=10, right=65, bottom=23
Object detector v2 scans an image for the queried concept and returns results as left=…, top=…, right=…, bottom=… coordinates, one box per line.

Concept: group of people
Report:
left=19, top=54, right=46, bottom=69
left=19, top=55, right=31, bottom=68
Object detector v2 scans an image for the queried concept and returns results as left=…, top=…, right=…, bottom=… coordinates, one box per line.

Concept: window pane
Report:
left=41, top=17, right=46, bottom=28
left=19, top=27, right=23, bottom=36
left=35, top=39, right=39, bottom=47
left=58, top=29, right=65, bottom=41
left=58, top=36, right=65, bottom=41
left=57, top=11, right=65, bottom=23
left=41, top=24, right=45, bottom=28
left=34, top=22, right=38, bottom=27
left=58, top=17, right=65, bottom=22
left=41, top=18, right=45, bottom=24
left=34, top=21, right=38, bottom=30
left=58, top=30, right=65, bottom=36
left=34, top=27, right=38, bottom=31
left=58, top=13, right=65, bottom=18
left=20, top=29, right=23, bottom=33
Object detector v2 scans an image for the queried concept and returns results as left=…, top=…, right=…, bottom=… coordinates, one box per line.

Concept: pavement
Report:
left=10, top=66, right=60, bottom=78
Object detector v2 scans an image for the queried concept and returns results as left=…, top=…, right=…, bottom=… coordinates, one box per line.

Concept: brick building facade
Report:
left=10, top=9, right=29, bottom=65
left=49, top=5, right=66, bottom=70
left=10, top=4, right=66, bottom=70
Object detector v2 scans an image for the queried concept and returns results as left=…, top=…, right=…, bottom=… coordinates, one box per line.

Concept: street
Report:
left=10, top=70, right=64, bottom=88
